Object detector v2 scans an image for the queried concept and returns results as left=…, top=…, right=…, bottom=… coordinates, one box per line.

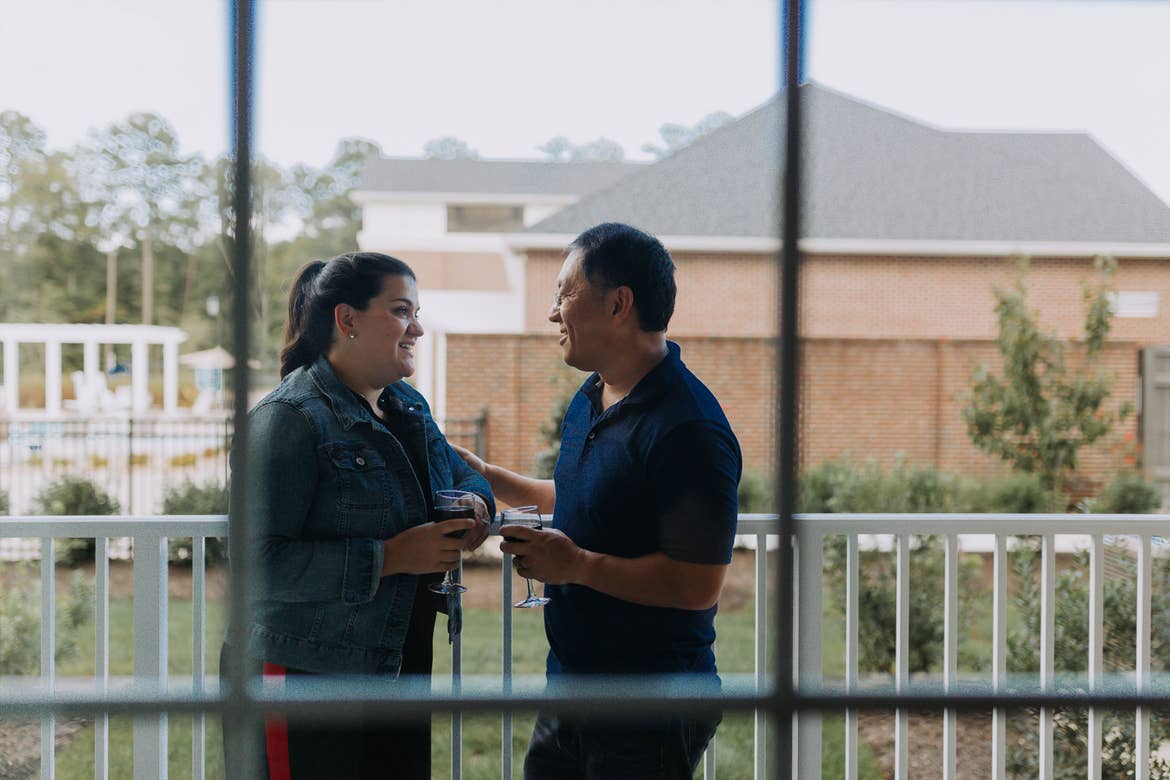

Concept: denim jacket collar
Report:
left=306, top=355, right=379, bottom=431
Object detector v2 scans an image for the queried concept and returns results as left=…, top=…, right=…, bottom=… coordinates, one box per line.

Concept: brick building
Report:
left=359, top=84, right=1170, bottom=502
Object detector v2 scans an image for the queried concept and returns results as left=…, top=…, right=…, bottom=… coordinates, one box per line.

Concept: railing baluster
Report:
left=96, top=536, right=110, bottom=780
left=895, top=534, right=908, bottom=780
left=943, top=534, right=958, bottom=780
left=992, top=534, right=1006, bottom=779
left=796, top=531, right=823, bottom=780
left=193, top=536, right=206, bottom=780
left=452, top=556, right=463, bottom=780
left=132, top=534, right=169, bottom=780
left=754, top=530, right=767, bottom=780
left=845, top=534, right=858, bottom=780
left=40, top=536, right=55, bottom=780
left=1039, top=533, right=1056, bottom=780
left=1136, top=534, right=1152, bottom=780
left=1088, top=533, right=1103, bottom=780
left=502, top=548, right=513, bottom=780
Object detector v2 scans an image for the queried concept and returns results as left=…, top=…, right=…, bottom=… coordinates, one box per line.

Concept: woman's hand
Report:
left=381, top=519, right=476, bottom=576
left=462, top=493, right=492, bottom=552
left=450, top=443, right=487, bottom=476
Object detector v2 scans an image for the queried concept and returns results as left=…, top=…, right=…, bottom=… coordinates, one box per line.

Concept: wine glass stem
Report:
left=526, top=577, right=536, bottom=599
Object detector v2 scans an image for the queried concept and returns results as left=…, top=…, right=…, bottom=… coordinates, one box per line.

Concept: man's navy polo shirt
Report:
left=545, top=341, right=743, bottom=677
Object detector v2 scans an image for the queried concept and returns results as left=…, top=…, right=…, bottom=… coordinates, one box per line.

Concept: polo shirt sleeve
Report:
left=647, top=420, right=743, bottom=565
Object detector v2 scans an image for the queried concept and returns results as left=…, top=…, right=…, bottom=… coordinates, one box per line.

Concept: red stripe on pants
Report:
left=262, top=662, right=292, bottom=780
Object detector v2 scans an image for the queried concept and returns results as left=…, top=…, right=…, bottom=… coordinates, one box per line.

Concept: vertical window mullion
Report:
left=776, top=0, right=806, bottom=774
left=227, top=0, right=257, bottom=776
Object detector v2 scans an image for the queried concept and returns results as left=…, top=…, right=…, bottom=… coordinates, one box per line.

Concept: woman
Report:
left=223, top=251, right=494, bottom=779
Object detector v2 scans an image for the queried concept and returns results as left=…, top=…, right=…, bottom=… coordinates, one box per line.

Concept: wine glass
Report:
left=501, top=506, right=550, bottom=608
left=428, top=489, right=475, bottom=595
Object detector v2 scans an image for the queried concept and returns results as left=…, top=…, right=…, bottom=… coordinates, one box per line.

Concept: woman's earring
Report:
left=348, top=332, right=356, bottom=340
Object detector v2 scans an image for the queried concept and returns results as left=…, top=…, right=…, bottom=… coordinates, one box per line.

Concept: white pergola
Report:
left=0, top=323, right=187, bottom=415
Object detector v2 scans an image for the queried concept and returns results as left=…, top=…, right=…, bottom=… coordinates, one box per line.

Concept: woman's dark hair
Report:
left=570, top=222, right=676, bottom=332
left=279, top=252, right=415, bottom=378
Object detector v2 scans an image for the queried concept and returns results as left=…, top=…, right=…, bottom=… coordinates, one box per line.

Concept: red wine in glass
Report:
left=429, top=490, right=476, bottom=595
left=433, top=505, right=474, bottom=538
left=501, top=506, right=550, bottom=608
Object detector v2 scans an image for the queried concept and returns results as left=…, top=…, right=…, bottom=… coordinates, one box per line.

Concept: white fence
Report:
left=2, top=513, right=1169, bottom=779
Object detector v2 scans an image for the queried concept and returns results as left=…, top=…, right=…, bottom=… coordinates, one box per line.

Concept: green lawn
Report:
left=49, top=571, right=884, bottom=779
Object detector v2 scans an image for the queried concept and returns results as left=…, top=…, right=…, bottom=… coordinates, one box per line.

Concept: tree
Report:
left=963, top=256, right=1131, bottom=493
left=537, top=136, right=625, bottom=162
left=423, top=135, right=478, bottom=160
left=81, top=113, right=205, bottom=325
left=641, top=111, right=732, bottom=159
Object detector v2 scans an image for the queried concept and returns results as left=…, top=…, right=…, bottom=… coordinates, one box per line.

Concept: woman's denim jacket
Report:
left=234, top=356, right=494, bottom=675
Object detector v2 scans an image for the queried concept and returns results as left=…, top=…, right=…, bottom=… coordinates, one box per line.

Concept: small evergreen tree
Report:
left=964, top=256, right=1131, bottom=493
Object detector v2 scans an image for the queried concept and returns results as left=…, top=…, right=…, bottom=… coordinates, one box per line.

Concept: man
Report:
left=454, top=222, right=742, bottom=779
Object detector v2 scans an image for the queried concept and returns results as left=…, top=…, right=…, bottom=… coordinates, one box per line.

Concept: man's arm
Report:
left=499, top=526, right=726, bottom=610
left=450, top=443, right=555, bottom=513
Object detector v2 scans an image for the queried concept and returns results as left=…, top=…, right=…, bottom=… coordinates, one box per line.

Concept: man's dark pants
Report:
left=522, top=711, right=721, bottom=780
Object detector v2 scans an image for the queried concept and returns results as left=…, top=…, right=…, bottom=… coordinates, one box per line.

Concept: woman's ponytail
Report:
left=279, top=260, right=328, bottom=378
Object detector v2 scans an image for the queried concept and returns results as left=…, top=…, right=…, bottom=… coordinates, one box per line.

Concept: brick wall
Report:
left=446, top=333, right=1138, bottom=493
left=445, top=334, right=777, bottom=478
left=451, top=248, right=1158, bottom=492
left=525, top=250, right=1169, bottom=344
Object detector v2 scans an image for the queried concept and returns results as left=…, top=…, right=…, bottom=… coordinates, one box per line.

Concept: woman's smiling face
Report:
left=349, top=273, right=424, bottom=385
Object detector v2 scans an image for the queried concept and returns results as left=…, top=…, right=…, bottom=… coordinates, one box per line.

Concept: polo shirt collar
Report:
left=581, top=340, right=681, bottom=411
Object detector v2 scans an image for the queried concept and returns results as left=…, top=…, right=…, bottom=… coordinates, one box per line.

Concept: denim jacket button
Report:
left=355, top=456, right=366, bottom=467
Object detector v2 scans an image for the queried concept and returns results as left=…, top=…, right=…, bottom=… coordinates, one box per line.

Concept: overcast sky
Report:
left=3, top=0, right=1168, bottom=203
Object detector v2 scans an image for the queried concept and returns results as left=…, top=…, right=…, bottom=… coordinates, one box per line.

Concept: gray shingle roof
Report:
left=527, top=84, right=1170, bottom=243
left=357, top=157, right=641, bottom=196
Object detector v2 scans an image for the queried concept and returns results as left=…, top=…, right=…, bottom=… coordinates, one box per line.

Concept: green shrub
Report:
left=1086, top=471, right=1162, bottom=514
left=1007, top=540, right=1170, bottom=777
left=163, top=481, right=229, bottom=565
left=0, top=489, right=8, bottom=515
left=30, top=475, right=120, bottom=566
left=738, top=471, right=774, bottom=514
left=799, top=457, right=962, bottom=514
left=963, top=472, right=1060, bottom=514
left=0, top=567, right=93, bottom=675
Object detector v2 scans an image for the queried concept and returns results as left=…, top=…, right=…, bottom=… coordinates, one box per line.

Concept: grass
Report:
left=47, top=570, right=885, bottom=779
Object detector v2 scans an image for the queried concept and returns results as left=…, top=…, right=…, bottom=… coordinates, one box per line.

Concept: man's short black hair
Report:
left=570, top=222, right=676, bottom=332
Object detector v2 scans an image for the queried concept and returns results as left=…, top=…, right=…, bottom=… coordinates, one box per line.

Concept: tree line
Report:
left=0, top=109, right=731, bottom=367
left=0, top=110, right=375, bottom=364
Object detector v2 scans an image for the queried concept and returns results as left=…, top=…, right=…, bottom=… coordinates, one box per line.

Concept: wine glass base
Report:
left=513, top=596, right=550, bottom=608
left=429, top=582, right=468, bottom=595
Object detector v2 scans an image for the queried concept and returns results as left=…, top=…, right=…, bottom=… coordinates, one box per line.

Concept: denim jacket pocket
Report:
left=321, top=442, right=394, bottom=537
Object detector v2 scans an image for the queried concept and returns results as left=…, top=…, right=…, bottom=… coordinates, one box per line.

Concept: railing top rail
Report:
left=791, top=512, right=1170, bottom=536
left=0, top=515, right=228, bottom=538
left=2, top=512, right=1166, bottom=539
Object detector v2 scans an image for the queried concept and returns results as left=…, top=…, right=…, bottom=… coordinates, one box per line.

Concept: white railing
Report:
left=795, top=513, right=1170, bottom=780
left=3, top=513, right=1167, bottom=779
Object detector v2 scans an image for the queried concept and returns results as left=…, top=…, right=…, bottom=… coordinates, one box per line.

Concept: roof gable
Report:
left=527, top=84, right=1170, bottom=244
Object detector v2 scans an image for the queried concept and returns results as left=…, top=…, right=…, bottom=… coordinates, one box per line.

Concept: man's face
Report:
left=548, top=249, right=611, bottom=371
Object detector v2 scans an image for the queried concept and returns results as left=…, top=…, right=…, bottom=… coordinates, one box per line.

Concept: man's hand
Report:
left=499, top=525, right=586, bottom=585
left=463, top=493, right=492, bottom=552
left=381, top=519, right=476, bottom=576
